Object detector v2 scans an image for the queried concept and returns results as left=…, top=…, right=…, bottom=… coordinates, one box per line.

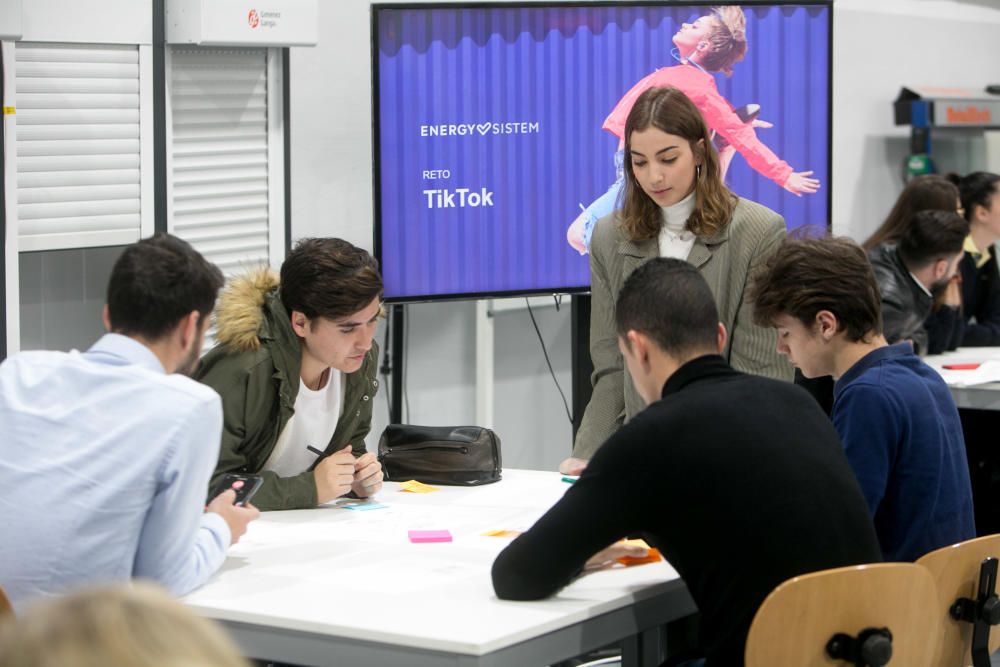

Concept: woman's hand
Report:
left=783, top=171, right=820, bottom=196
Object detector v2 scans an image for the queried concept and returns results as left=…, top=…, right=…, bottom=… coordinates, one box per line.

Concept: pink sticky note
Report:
left=408, top=529, right=452, bottom=543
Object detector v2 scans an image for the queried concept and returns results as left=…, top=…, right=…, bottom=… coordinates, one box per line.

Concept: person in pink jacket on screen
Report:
left=567, top=6, right=820, bottom=254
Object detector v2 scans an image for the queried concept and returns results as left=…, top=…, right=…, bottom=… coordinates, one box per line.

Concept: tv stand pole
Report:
left=389, top=304, right=404, bottom=424
left=570, top=294, right=593, bottom=440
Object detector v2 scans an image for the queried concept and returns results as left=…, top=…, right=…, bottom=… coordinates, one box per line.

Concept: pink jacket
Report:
left=602, top=65, right=793, bottom=186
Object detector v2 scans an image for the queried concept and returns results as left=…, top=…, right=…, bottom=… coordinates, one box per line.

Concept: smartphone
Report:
left=209, top=473, right=263, bottom=507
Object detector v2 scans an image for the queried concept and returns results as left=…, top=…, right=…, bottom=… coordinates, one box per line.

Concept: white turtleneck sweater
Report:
left=658, top=191, right=697, bottom=261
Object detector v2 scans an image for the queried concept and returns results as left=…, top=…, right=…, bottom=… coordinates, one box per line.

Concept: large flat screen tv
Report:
left=373, top=2, right=832, bottom=301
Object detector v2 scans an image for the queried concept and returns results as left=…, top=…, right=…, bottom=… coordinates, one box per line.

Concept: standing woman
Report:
left=564, top=86, right=792, bottom=471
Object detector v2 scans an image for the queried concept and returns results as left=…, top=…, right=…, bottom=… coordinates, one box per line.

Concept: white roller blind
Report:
left=15, top=43, right=143, bottom=251
left=169, top=48, right=271, bottom=275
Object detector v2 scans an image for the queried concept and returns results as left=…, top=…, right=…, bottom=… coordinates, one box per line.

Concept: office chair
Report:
left=744, top=563, right=939, bottom=666
left=917, top=534, right=1000, bottom=667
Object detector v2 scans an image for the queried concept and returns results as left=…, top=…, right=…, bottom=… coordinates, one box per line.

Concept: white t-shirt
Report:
left=263, top=369, right=344, bottom=477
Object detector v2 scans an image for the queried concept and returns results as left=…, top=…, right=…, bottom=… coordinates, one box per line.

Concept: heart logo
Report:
left=476, top=123, right=491, bottom=136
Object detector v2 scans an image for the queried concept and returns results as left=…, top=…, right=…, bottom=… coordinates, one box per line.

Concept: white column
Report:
left=3, top=40, right=19, bottom=356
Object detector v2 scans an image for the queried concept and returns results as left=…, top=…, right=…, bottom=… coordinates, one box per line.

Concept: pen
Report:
left=307, top=445, right=325, bottom=457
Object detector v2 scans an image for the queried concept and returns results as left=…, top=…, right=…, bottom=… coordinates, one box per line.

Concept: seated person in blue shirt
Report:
left=928, top=172, right=1000, bottom=352
left=492, top=258, right=881, bottom=667
left=866, top=209, right=968, bottom=354
left=752, top=236, right=975, bottom=561
left=0, top=234, right=259, bottom=612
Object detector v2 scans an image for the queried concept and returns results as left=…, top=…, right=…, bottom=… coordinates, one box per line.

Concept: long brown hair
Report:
left=619, top=87, right=736, bottom=242
left=861, top=175, right=960, bottom=251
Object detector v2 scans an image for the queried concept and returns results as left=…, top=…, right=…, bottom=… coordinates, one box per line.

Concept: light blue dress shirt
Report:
left=0, top=334, right=230, bottom=611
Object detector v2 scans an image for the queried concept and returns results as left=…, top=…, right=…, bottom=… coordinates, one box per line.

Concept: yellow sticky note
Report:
left=2, top=106, right=14, bottom=115
left=399, top=479, right=440, bottom=493
left=481, top=529, right=521, bottom=538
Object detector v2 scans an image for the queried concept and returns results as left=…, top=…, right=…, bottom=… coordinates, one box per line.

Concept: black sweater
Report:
left=492, top=356, right=881, bottom=667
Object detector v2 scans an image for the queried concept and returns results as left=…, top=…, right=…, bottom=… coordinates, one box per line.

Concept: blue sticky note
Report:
left=343, top=501, right=387, bottom=511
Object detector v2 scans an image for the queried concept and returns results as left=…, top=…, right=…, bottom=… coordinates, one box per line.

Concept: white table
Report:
left=924, top=347, right=1000, bottom=410
left=184, top=469, right=696, bottom=667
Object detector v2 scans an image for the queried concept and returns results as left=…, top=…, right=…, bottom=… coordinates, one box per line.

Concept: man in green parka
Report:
left=196, top=238, right=383, bottom=510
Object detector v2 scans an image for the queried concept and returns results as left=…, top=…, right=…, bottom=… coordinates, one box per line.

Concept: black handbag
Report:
left=377, top=424, right=502, bottom=486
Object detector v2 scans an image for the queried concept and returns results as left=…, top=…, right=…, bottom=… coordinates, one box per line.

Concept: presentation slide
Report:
left=374, top=3, right=831, bottom=300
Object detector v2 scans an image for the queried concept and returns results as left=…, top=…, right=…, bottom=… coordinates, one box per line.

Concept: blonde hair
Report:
left=701, top=6, right=748, bottom=77
left=619, top=87, right=737, bottom=242
left=0, top=584, right=250, bottom=667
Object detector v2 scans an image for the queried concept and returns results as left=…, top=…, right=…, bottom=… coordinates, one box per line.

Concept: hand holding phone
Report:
left=209, top=473, right=263, bottom=507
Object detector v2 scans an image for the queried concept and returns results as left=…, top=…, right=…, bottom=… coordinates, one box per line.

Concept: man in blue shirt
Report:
left=0, top=234, right=259, bottom=611
left=752, top=236, right=975, bottom=561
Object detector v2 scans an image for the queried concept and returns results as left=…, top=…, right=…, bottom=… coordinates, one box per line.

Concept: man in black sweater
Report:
left=491, top=258, right=881, bottom=667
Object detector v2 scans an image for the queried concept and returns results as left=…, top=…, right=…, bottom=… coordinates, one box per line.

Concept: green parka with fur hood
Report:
left=195, top=269, right=380, bottom=511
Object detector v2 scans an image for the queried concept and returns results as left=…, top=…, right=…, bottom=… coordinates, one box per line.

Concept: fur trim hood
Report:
left=213, top=268, right=281, bottom=352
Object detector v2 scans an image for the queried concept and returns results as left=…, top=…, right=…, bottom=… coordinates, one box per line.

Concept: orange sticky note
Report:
left=399, top=479, right=440, bottom=493
left=617, top=539, right=663, bottom=566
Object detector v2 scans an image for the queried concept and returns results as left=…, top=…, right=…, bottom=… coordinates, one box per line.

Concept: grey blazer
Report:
left=573, top=197, right=794, bottom=459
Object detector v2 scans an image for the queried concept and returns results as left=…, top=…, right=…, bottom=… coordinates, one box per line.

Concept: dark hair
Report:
left=615, top=258, right=719, bottom=357
left=751, top=237, right=882, bottom=343
left=862, top=175, right=960, bottom=251
left=948, top=171, right=1000, bottom=222
left=619, top=87, right=736, bottom=242
left=279, top=238, right=382, bottom=320
left=897, top=209, right=968, bottom=269
left=106, top=234, right=224, bottom=341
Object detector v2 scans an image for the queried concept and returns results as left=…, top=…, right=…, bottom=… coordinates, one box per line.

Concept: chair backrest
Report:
left=745, top=563, right=939, bottom=667
left=0, top=585, right=12, bottom=618
left=917, top=534, right=1000, bottom=666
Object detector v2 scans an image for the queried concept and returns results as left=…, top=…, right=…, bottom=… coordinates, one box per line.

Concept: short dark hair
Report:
left=280, top=238, right=383, bottom=320
left=615, top=258, right=719, bottom=357
left=949, top=171, right=1000, bottom=222
left=106, top=234, right=224, bottom=341
left=751, top=237, right=882, bottom=343
left=896, top=209, right=968, bottom=269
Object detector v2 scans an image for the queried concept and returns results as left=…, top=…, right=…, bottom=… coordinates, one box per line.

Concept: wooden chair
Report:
left=917, top=534, right=1000, bottom=667
left=0, top=585, right=12, bottom=618
left=745, top=563, right=940, bottom=666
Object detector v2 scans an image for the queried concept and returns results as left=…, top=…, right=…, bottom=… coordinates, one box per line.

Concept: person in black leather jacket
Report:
left=867, top=210, right=967, bottom=354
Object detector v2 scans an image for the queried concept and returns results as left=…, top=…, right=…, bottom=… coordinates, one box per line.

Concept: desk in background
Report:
left=925, top=348, right=1000, bottom=535
left=924, top=347, right=1000, bottom=410
left=184, top=469, right=696, bottom=667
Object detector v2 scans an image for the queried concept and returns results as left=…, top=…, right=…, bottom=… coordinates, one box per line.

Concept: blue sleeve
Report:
left=133, top=393, right=230, bottom=595
left=832, top=384, right=900, bottom=516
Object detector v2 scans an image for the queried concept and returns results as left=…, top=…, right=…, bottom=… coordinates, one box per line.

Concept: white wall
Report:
left=832, top=0, right=1000, bottom=240
left=289, top=0, right=1000, bottom=468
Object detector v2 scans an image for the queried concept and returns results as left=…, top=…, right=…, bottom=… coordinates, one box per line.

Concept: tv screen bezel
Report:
left=371, top=0, right=834, bottom=304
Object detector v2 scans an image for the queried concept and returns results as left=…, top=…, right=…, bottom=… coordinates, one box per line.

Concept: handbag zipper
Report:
left=385, top=445, right=469, bottom=454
